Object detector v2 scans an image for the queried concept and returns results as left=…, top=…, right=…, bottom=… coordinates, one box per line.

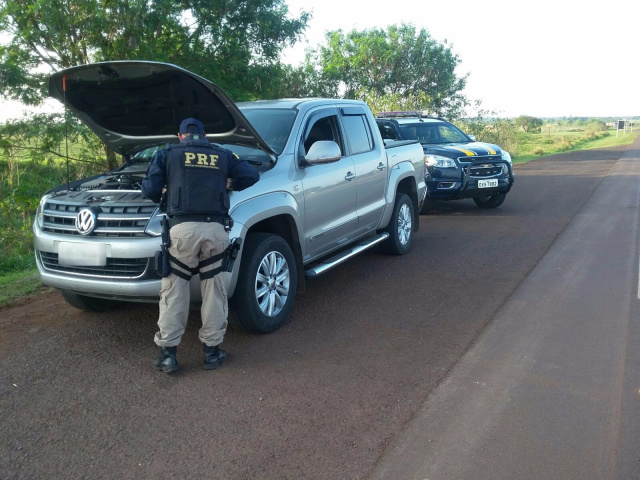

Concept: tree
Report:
left=353, top=89, right=431, bottom=117
left=300, top=24, right=468, bottom=118
left=514, top=115, right=543, bottom=133
left=0, top=0, right=310, bottom=105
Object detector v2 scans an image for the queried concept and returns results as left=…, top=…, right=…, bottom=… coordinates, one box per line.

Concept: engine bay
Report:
left=80, top=173, right=144, bottom=191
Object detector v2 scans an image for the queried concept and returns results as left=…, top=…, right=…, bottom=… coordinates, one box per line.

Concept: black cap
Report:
left=179, top=118, right=205, bottom=135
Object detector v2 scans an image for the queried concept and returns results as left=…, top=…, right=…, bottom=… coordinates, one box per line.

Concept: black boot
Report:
left=153, top=346, right=178, bottom=373
left=203, top=344, right=227, bottom=370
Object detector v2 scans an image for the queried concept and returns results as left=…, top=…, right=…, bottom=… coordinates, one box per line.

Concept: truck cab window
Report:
left=342, top=115, right=374, bottom=154
left=304, top=116, right=343, bottom=155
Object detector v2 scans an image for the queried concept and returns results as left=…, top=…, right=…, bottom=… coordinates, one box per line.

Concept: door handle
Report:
left=377, top=162, right=386, bottom=171
left=345, top=172, right=355, bottom=181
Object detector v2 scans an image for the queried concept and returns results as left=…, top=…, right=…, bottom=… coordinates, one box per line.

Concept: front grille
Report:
left=42, top=195, right=156, bottom=238
left=459, top=155, right=504, bottom=178
left=39, top=251, right=150, bottom=278
left=469, top=164, right=503, bottom=177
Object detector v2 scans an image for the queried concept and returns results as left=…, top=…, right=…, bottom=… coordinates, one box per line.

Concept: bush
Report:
left=555, top=139, right=574, bottom=152
left=585, top=120, right=607, bottom=133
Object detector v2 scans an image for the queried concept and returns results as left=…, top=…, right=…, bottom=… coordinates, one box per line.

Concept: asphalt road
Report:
left=1, top=137, right=638, bottom=480
left=371, top=137, right=640, bottom=479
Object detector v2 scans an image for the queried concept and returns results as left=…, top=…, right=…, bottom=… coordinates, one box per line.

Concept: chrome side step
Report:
left=304, top=233, right=390, bottom=278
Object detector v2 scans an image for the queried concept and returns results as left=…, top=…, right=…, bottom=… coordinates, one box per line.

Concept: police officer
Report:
left=141, top=117, right=259, bottom=373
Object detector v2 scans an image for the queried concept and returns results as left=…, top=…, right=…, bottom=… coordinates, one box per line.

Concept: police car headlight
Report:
left=145, top=207, right=165, bottom=236
left=35, top=194, right=49, bottom=229
left=425, top=155, right=456, bottom=168
left=501, top=151, right=512, bottom=163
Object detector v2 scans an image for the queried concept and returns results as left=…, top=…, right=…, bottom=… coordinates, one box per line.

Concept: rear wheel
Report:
left=473, top=192, right=507, bottom=209
left=382, top=193, right=414, bottom=255
left=60, top=291, right=121, bottom=312
left=229, top=233, right=298, bottom=333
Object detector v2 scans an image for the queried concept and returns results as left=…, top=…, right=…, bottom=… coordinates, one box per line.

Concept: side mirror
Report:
left=304, top=140, right=342, bottom=165
left=468, top=134, right=477, bottom=141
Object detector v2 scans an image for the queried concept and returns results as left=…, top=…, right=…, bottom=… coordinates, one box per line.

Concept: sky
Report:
left=1, top=0, right=639, bottom=121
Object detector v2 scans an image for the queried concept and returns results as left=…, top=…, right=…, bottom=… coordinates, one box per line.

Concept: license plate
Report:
left=478, top=179, right=498, bottom=188
left=58, top=242, right=107, bottom=266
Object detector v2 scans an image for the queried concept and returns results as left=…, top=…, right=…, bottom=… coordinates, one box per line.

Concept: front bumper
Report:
left=34, top=226, right=163, bottom=301
left=33, top=223, right=237, bottom=303
left=426, top=159, right=514, bottom=200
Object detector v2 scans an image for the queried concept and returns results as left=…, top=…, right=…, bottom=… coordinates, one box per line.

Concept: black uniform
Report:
left=142, top=135, right=259, bottom=218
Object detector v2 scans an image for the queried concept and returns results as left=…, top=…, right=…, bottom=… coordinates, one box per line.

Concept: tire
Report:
left=60, top=291, right=121, bottom=312
left=419, top=197, right=435, bottom=215
left=229, top=233, right=298, bottom=333
left=473, top=192, right=507, bottom=209
left=382, top=193, right=414, bottom=255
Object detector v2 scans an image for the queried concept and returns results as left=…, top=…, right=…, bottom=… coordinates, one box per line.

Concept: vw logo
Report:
left=75, top=208, right=97, bottom=235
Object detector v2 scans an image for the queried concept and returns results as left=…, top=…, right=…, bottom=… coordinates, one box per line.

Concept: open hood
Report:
left=49, top=61, right=274, bottom=157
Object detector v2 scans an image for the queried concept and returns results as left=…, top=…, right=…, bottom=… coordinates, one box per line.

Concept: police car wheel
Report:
left=60, top=291, right=121, bottom=312
left=382, top=193, right=414, bottom=256
left=473, top=192, right=507, bottom=209
left=229, top=233, right=297, bottom=333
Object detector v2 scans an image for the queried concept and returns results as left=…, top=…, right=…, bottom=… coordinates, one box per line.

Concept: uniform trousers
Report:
left=154, top=221, right=229, bottom=348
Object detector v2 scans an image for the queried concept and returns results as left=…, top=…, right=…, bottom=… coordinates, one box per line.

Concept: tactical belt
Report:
left=168, top=214, right=226, bottom=228
left=167, top=251, right=225, bottom=281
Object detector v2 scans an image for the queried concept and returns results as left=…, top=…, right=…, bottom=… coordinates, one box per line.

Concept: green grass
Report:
left=0, top=268, right=50, bottom=307
left=578, top=130, right=638, bottom=150
left=513, top=128, right=638, bottom=164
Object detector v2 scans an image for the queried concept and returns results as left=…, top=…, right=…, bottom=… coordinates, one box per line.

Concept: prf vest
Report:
left=164, top=139, right=231, bottom=218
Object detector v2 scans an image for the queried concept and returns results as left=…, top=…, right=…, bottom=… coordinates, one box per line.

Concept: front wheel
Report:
left=60, top=291, right=121, bottom=312
left=473, top=192, right=507, bottom=209
left=382, top=193, right=414, bottom=255
left=229, top=233, right=298, bottom=333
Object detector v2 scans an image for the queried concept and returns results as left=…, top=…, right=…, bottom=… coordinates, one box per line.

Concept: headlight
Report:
left=501, top=151, right=512, bottom=163
left=144, top=206, right=165, bottom=236
left=35, top=195, right=49, bottom=229
left=425, top=155, right=457, bottom=168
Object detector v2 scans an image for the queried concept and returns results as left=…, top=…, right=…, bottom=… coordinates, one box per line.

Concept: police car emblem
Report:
left=76, top=208, right=97, bottom=235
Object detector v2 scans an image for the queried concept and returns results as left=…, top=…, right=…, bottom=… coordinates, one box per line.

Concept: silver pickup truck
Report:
left=34, top=61, right=427, bottom=332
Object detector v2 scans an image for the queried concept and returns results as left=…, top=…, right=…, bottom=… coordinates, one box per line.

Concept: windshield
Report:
left=399, top=122, right=470, bottom=145
left=239, top=108, right=297, bottom=154
left=132, top=142, right=273, bottom=172
left=131, top=145, right=162, bottom=163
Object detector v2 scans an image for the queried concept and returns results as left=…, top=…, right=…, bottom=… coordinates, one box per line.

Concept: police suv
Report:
left=376, top=112, right=514, bottom=213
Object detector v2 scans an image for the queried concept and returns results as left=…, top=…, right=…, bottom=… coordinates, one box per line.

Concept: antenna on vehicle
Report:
left=63, top=74, right=70, bottom=192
